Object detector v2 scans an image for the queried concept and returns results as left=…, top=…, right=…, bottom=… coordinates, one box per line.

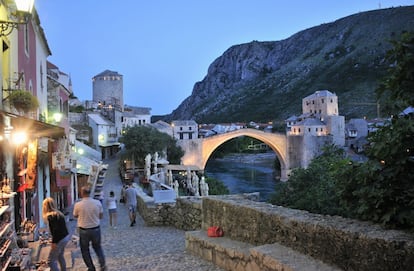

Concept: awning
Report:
left=1, top=110, right=65, bottom=139
left=99, top=142, right=121, bottom=147
left=72, top=155, right=100, bottom=175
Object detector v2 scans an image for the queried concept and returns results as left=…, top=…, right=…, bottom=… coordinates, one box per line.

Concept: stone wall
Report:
left=201, top=195, right=414, bottom=271
left=135, top=190, right=414, bottom=270
left=136, top=188, right=202, bottom=230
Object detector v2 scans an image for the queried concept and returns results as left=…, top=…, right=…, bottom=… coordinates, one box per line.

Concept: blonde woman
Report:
left=42, top=197, right=71, bottom=271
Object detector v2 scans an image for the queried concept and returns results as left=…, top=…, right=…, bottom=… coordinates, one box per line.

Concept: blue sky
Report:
left=35, top=1, right=413, bottom=115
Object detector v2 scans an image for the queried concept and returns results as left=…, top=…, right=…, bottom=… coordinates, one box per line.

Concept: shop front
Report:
left=0, top=110, right=65, bottom=237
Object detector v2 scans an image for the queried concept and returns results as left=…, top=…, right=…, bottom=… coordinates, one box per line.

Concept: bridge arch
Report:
left=180, top=128, right=289, bottom=180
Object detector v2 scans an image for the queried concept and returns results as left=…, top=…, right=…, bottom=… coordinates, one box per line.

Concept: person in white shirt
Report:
left=73, top=186, right=106, bottom=271
left=106, top=191, right=118, bottom=229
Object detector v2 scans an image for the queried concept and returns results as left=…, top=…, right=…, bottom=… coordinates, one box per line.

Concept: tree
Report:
left=377, top=31, right=414, bottom=113
left=119, top=125, right=184, bottom=167
left=338, top=32, right=414, bottom=229
left=269, top=145, right=350, bottom=216
left=205, top=177, right=230, bottom=195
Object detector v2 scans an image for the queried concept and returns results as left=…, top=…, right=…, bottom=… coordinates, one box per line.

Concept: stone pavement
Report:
left=67, top=155, right=224, bottom=271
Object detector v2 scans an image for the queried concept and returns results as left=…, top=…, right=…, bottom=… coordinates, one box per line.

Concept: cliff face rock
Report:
left=164, top=6, right=414, bottom=123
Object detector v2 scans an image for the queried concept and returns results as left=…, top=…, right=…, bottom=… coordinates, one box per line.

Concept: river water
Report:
left=205, top=152, right=279, bottom=201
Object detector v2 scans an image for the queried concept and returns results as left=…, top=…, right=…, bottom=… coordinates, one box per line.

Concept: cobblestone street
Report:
left=68, top=155, right=224, bottom=271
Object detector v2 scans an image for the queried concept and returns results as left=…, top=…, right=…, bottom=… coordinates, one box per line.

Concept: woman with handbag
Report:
left=42, top=197, right=71, bottom=271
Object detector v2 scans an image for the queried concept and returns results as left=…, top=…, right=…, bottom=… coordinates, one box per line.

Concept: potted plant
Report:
left=8, top=90, right=39, bottom=114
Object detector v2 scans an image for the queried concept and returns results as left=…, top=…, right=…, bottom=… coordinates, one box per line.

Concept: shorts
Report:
left=108, top=208, right=117, bottom=214
left=128, top=205, right=137, bottom=213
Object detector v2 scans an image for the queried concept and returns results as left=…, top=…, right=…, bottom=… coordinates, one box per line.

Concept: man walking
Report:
left=125, top=182, right=138, bottom=226
left=73, top=186, right=107, bottom=271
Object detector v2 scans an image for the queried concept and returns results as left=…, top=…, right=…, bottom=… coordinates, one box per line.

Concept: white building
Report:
left=172, top=120, right=198, bottom=140
left=88, top=113, right=119, bottom=158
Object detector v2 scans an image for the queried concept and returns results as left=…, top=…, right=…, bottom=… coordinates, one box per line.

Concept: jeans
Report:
left=79, top=227, right=106, bottom=271
left=48, top=234, right=70, bottom=271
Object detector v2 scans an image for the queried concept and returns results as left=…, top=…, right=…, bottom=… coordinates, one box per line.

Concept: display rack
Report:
left=0, top=192, right=16, bottom=271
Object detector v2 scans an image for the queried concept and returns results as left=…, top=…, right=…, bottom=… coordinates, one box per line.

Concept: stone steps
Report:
left=185, top=230, right=341, bottom=271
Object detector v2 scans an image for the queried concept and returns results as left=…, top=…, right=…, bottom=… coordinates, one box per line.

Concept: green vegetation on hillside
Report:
left=166, top=6, right=414, bottom=124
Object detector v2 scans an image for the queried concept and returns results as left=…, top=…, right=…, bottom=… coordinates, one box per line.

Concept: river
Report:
left=205, top=152, right=279, bottom=201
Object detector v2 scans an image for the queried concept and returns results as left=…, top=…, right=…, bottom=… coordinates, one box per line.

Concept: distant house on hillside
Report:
left=345, top=118, right=368, bottom=153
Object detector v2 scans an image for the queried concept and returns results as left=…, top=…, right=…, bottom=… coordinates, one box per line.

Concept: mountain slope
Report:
left=163, top=6, right=414, bottom=123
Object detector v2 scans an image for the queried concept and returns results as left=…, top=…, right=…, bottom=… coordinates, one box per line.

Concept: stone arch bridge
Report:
left=178, top=128, right=290, bottom=180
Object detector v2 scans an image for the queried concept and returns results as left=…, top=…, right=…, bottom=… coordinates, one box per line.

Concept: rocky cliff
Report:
left=163, top=6, right=414, bottom=123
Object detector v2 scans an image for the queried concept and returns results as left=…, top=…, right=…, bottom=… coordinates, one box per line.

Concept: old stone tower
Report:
left=92, top=70, right=124, bottom=111
left=286, top=90, right=345, bottom=169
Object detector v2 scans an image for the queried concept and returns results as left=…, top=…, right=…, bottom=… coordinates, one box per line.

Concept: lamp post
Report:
left=0, top=0, right=35, bottom=37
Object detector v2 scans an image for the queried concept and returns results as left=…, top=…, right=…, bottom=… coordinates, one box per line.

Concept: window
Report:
left=321, top=98, right=324, bottom=103
left=189, top=133, right=193, bottom=139
left=40, top=64, right=44, bottom=89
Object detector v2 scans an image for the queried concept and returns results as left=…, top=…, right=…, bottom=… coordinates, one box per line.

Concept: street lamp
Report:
left=0, top=0, right=35, bottom=37
left=52, top=112, right=63, bottom=123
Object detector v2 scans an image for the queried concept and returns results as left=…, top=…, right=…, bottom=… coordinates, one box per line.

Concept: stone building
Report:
left=171, top=120, right=198, bottom=140
left=92, top=70, right=124, bottom=111
left=287, top=90, right=345, bottom=169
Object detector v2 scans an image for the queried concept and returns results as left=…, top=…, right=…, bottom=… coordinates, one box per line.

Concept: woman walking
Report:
left=42, top=197, right=71, bottom=271
left=106, top=190, right=118, bottom=228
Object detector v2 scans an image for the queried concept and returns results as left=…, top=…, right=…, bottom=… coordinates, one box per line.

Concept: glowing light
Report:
left=15, top=0, right=35, bottom=13
left=12, top=131, right=27, bottom=145
left=53, top=112, right=63, bottom=122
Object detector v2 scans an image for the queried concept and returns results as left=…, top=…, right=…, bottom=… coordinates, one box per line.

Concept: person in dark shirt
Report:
left=42, top=197, right=71, bottom=271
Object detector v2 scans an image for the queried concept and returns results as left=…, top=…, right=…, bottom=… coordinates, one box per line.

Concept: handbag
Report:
left=207, top=226, right=224, bottom=237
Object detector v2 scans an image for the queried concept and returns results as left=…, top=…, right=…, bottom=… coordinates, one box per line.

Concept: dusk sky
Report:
left=36, top=1, right=413, bottom=116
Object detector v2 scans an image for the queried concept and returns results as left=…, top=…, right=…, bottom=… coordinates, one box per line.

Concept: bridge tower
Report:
left=287, top=90, right=345, bottom=168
